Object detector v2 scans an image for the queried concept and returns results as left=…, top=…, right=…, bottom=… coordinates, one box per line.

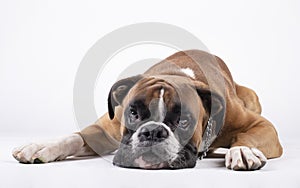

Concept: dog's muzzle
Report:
left=137, top=124, right=169, bottom=145
left=113, top=121, right=182, bottom=169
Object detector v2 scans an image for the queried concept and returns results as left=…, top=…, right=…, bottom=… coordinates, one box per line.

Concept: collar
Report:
left=198, top=117, right=219, bottom=159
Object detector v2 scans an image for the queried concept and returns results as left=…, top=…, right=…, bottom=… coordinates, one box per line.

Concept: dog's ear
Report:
left=108, top=75, right=143, bottom=120
left=196, top=89, right=224, bottom=117
left=196, top=88, right=225, bottom=134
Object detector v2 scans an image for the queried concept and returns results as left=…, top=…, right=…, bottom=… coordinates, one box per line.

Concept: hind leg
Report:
left=235, top=84, right=262, bottom=114
left=225, top=86, right=283, bottom=170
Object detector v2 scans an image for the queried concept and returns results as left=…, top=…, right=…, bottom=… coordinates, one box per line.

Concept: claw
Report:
left=33, top=158, right=44, bottom=164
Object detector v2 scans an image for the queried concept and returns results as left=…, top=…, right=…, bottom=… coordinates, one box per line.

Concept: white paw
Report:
left=12, top=142, right=67, bottom=164
left=12, top=134, right=84, bottom=164
left=225, top=146, right=267, bottom=170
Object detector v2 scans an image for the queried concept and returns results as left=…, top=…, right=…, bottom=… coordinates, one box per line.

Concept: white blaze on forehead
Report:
left=158, top=88, right=165, bottom=122
left=181, top=68, right=195, bottom=79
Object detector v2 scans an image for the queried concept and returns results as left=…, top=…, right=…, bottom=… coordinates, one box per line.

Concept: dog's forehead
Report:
left=125, top=76, right=201, bottom=114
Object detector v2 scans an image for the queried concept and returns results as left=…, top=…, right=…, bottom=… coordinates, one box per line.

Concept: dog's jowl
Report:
left=13, top=50, right=283, bottom=170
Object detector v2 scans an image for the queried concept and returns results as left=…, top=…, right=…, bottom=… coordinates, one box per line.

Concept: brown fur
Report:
left=80, top=50, right=283, bottom=159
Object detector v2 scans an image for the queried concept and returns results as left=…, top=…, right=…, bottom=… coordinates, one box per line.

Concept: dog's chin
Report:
left=113, top=142, right=198, bottom=169
left=134, top=156, right=168, bottom=169
left=113, top=148, right=172, bottom=170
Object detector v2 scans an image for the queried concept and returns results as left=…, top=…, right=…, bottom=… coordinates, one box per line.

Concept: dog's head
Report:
left=109, top=75, right=224, bottom=169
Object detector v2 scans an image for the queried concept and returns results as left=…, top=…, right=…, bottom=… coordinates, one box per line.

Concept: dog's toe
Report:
left=12, top=143, right=44, bottom=163
left=225, top=146, right=267, bottom=171
left=32, top=145, right=67, bottom=163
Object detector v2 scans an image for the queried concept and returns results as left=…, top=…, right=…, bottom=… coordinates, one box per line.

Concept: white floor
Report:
left=1, top=136, right=299, bottom=188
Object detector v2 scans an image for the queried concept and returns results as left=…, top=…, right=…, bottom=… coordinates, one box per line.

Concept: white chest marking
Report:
left=181, top=68, right=195, bottom=79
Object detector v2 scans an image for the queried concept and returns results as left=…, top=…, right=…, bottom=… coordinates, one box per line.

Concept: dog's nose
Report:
left=138, top=124, right=169, bottom=142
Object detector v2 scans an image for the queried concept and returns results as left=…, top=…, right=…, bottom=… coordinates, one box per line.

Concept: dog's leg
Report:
left=12, top=134, right=96, bottom=163
left=235, top=84, right=262, bottom=114
left=225, top=113, right=283, bottom=170
left=13, top=113, right=122, bottom=163
left=77, top=113, right=121, bottom=157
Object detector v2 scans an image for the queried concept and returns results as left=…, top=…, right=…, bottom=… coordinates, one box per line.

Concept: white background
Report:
left=1, top=1, right=300, bottom=188
left=1, top=0, right=299, bottom=142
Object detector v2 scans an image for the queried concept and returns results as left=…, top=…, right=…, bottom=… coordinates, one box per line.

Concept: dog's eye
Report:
left=176, top=116, right=190, bottom=129
left=129, top=108, right=139, bottom=123
left=130, top=108, right=138, bottom=116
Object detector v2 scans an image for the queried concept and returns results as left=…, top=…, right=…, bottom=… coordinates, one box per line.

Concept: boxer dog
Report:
left=13, top=50, right=283, bottom=170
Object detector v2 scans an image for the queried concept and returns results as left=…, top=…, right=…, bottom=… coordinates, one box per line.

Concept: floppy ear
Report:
left=197, top=89, right=224, bottom=116
left=196, top=88, right=225, bottom=134
left=108, top=75, right=143, bottom=120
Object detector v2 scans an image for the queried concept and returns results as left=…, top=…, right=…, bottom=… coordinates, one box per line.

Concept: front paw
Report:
left=12, top=142, right=67, bottom=164
left=225, top=146, right=267, bottom=170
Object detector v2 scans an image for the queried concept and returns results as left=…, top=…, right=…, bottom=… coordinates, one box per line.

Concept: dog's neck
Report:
left=198, top=117, right=218, bottom=159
